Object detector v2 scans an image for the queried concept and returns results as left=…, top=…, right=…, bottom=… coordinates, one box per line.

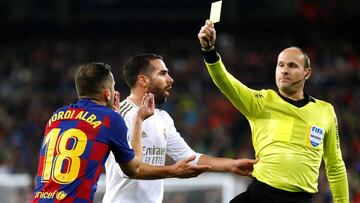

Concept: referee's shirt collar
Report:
left=277, top=92, right=315, bottom=108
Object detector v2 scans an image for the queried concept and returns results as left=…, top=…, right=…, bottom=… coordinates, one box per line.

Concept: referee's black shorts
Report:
left=230, top=178, right=314, bottom=203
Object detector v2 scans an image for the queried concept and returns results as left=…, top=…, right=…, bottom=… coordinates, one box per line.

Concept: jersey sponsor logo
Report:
left=309, top=126, right=324, bottom=147
left=142, top=145, right=166, bottom=165
left=143, top=145, right=166, bottom=156
left=56, top=191, right=67, bottom=200
left=143, top=156, right=165, bottom=165
left=34, top=190, right=67, bottom=200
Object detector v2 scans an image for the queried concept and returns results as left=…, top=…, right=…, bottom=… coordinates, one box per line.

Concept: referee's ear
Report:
left=304, top=67, right=312, bottom=80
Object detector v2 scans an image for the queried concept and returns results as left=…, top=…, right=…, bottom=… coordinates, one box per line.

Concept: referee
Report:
left=198, top=20, right=349, bottom=203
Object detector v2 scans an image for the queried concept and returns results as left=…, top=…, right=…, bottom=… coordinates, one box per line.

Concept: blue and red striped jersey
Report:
left=32, top=99, right=134, bottom=203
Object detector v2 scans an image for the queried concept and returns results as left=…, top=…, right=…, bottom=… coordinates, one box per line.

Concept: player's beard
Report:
left=148, top=85, right=168, bottom=105
left=154, top=93, right=166, bottom=105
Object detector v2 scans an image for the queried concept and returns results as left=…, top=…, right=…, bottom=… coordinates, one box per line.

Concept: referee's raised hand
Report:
left=198, top=20, right=216, bottom=51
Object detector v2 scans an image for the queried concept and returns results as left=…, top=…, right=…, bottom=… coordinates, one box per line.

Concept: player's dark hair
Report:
left=288, top=46, right=311, bottom=69
left=122, top=54, right=163, bottom=88
left=75, top=62, right=112, bottom=99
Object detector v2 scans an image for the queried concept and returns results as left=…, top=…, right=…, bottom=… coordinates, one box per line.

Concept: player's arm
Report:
left=197, top=154, right=257, bottom=176
left=131, top=155, right=257, bottom=179
left=120, top=93, right=155, bottom=177
left=164, top=116, right=256, bottom=177
left=323, top=106, right=349, bottom=202
left=130, top=155, right=211, bottom=180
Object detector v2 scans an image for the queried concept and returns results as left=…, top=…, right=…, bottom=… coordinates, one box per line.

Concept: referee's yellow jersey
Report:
left=205, top=56, right=349, bottom=202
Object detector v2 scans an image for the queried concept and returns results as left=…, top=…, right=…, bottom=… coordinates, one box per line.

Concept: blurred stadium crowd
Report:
left=0, top=0, right=359, bottom=202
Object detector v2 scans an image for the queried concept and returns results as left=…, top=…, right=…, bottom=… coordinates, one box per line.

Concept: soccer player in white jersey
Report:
left=103, top=54, right=258, bottom=203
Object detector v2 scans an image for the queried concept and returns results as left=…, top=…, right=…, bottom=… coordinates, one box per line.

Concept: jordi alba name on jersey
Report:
left=33, top=99, right=134, bottom=203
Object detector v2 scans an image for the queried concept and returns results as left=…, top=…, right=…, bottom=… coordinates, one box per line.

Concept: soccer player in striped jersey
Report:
left=103, top=54, right=258, bottom=203
left=32, top=62, right=154, bottom=203
left=198, top=20, right=349, bottom=203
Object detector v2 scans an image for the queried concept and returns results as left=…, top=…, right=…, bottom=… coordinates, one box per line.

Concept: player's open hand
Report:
left=113, top=91, right=120, bottom=113
left=229, top=158, right=258, bottom=176
left=171, top=155, right=211, bottom=178
left=137, top=93, right=155, bottom=121
left=198, top=20, right=216, bottom=51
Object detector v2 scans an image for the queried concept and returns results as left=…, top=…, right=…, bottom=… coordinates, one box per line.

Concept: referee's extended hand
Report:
left=170, top=155, right=211, bottom=179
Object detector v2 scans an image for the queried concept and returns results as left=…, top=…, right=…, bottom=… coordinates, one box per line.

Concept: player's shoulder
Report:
left=156, top=108, right=173, bottom=123
left=83, top=102, right=124, bottom=123
left=119, top=98, right=137, bottom=118
left=311, top=97, right=334, bottom=110
left=88, top=102, right=119, bottom=116
left=156, top=108, right=170, bottom=116
left=73, top=99, right=117, bottom=116
left=52, top=103, right=73, bottom=114
left=104, top=107, right=123, bottom=119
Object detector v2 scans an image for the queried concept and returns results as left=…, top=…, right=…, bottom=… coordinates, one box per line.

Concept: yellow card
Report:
left=210, top=1, right=222, bottom=23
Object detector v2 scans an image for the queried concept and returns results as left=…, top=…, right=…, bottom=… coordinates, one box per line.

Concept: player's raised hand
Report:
left=198, top=20, right=216, bottom=51
left=171, top=155, right=211, bottom=178
left=136, top=93, right=155, bottom=121
left=228, top=158, right=258, bottom=176
left=113, top=91, right=120, bottom=113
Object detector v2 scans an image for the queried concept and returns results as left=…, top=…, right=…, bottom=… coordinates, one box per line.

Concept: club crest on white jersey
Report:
left=163, top=128, right=167, bottom=139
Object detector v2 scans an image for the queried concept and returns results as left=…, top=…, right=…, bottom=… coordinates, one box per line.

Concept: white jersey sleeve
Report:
left=160, top=110, right=202, bottom=164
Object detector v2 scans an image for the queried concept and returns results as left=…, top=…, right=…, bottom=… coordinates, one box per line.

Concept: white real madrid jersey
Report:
left=103, top=98, right=201, bottom=203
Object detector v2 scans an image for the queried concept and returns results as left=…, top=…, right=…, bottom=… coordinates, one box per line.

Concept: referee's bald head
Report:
left=280, top=47, right=311, bottom=69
